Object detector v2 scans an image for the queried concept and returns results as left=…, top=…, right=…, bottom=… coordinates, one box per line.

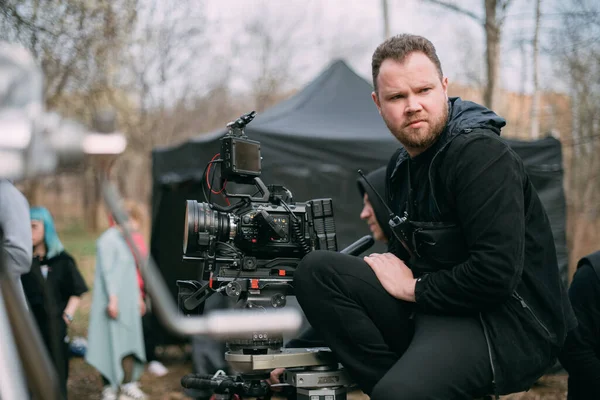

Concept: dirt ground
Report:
left=66, top=351, right=568, bottom=400
left=67, top=353, right=193, bottom=400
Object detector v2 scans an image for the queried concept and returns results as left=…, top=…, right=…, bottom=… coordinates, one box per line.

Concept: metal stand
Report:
left=179, top=236, right=375, bottom=399
left=228, top=347, right=352, bottom=399
left=181, top=347, right=353, bottom=400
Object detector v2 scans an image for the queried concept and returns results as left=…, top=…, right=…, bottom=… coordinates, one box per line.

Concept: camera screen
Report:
left=234, top=140, right=261, bottom=174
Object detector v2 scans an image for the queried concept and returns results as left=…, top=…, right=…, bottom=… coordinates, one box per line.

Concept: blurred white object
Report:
left=0, top=41, right=127, bottom=180
left=101, top=385, right=118, bottom=400
left=119, top=381, right=147, bottom=399
left=147, top=360, right=169, bottom=377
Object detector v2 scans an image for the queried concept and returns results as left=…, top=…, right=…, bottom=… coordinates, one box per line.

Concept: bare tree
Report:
left=422, top=0, right=513, bottom=110
left=125, top=0, right=210, bottom=149
left=236, top=5, right=310, bottom=112
left=551, top=0, right=600, bottom=275
left=0, top=0, right=136, bottom=224
left=454, top=26, right=485, bottom=88
left=530, top=0, right=542, bottom=139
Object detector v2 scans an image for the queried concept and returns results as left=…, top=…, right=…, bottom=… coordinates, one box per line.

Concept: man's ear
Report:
left=441, top=77, right=449, bottom=97
left=371, top=91, right=382, bottom=115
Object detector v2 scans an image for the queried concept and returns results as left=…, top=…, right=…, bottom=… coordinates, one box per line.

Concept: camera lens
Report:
left=184, top=200, right=232, bottom=254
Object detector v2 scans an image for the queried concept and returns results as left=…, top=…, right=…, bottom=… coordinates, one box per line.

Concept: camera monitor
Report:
left=220, top=136, right=261, bottom=180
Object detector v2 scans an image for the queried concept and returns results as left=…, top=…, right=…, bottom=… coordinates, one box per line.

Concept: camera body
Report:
left=180, top=111, right=337, bottom=315
left=183, top=196, right=337, bottom=285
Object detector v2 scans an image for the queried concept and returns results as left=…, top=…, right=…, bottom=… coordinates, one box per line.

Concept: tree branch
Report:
left=0, top=1, right=57, bottom=37
left=421, top=0, right=483, bottom=25
left=498, top=0, right=515, bottom=25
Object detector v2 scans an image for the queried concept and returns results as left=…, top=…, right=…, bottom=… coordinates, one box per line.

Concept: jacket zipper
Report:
left=479, top=313, right=499, bottom=399
left=512, top=292, right=552, bottom=338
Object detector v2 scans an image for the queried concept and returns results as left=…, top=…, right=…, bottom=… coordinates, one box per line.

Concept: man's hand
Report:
left=364, top=253, right=417, bottom=302
left=266, top=368, right=285, bottom=392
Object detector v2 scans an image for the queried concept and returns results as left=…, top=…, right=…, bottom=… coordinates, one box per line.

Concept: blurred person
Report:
left=357, top=166, right=391, bottom=244
left=21, top=206, right=88, bottom=397
left=291, top=34, right=575, bottom=399
left=114, top=206, right=169, bottom=378
left=86, top=201, right=148, bottom=400
left=559, top=250, right=600, bottom=399
left=0, top=179, right=32, bottom=306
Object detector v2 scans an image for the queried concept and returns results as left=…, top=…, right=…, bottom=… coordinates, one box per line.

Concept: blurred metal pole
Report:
left=0, top=286, right=29, bottom=400
left=0, top=228, right=61, bottom=400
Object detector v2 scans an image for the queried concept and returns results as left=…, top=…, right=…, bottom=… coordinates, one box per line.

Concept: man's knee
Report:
left=295, top=250, right=333, bottom=284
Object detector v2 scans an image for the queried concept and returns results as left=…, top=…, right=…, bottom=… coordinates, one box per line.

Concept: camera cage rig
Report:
left=179, top=111, right=338, bottom=317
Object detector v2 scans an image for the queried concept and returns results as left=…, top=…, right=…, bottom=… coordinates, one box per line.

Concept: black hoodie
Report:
left=559, top=251, right=600, bottom=400
left=356, top=166, right=392, bottom=241
left=385, top=97, right=576, bottom=395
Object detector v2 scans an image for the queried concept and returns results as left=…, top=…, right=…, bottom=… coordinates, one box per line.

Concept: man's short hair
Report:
left=371, top=34, right=444, bottom=94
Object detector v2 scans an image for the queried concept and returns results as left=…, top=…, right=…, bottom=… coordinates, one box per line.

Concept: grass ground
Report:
left=60, top=225, right=569, bottom=400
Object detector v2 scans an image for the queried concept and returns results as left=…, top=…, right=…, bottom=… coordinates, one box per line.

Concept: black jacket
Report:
left=21, top=250, right=88, bottom=396
left=385, top=97, right=576, bottom=395
left=357, top=166, right=392, bottom=241
left=559, top=251, right=600, bottom=400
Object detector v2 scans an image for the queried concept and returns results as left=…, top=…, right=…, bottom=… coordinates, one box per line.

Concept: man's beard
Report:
left=384, top=102, right=449, bottom=152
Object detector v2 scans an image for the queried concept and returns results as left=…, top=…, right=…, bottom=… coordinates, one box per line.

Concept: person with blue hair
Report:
left=21, top=206, right=88, bottom=398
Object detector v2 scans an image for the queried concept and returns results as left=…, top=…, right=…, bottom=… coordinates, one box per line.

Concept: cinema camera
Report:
left=179, top=110, right=337, bottom=322
left=177, top=112, right=373, bottom=399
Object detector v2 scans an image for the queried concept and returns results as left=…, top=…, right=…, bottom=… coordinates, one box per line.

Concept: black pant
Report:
left=143, top=309, right=161, bottom=362
left=294, top=250, right=493, bottom=400
left=33, top=312, right=69, bottom=398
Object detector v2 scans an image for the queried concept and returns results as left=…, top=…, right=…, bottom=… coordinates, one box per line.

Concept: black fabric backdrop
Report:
left=150, top=60, right=568, bottom=343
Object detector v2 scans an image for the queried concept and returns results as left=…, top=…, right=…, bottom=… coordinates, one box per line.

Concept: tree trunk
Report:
left=382, top=0, right=391, bottom=40
left=24, top=178, right=42, bottom=207
left=530, top=0, right=542, bottom=139
left=83, top=162, right=100, bottom=232
left=484, top=0, right=500, bottom=110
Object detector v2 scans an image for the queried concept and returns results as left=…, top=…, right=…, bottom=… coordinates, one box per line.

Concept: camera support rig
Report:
left=178, top=111, right=374, bottom=399
left=179, top=235, right=375, bottom=400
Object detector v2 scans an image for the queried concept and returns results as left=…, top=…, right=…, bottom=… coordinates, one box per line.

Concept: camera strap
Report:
left=358, top=167, right=415, bottom=258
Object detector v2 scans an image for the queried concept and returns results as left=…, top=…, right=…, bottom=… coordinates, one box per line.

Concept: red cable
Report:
left=206, top=153, right=227, bottom=194
left=205, top=153, right=230, bottom=206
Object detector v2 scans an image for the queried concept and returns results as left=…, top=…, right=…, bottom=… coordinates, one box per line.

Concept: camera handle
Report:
left=226, top=111, right=257, bottom=136
left=177, top=280, right=215, bottom=314
left=224, top=177, right=270, bottom=203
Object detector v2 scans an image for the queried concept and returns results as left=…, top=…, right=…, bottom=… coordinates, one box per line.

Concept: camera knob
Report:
left=271, top=293, right=286, bottom=308
left=225, top=281, right=242, bottom=297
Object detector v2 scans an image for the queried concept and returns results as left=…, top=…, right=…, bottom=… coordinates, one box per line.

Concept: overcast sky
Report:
left=193, top=0, right=564, bottom=95
left=133, top=0, right=569, bottom=110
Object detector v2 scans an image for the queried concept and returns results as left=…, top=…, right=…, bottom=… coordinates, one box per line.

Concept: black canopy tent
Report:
left=150, top=61, right=568, bottom=337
